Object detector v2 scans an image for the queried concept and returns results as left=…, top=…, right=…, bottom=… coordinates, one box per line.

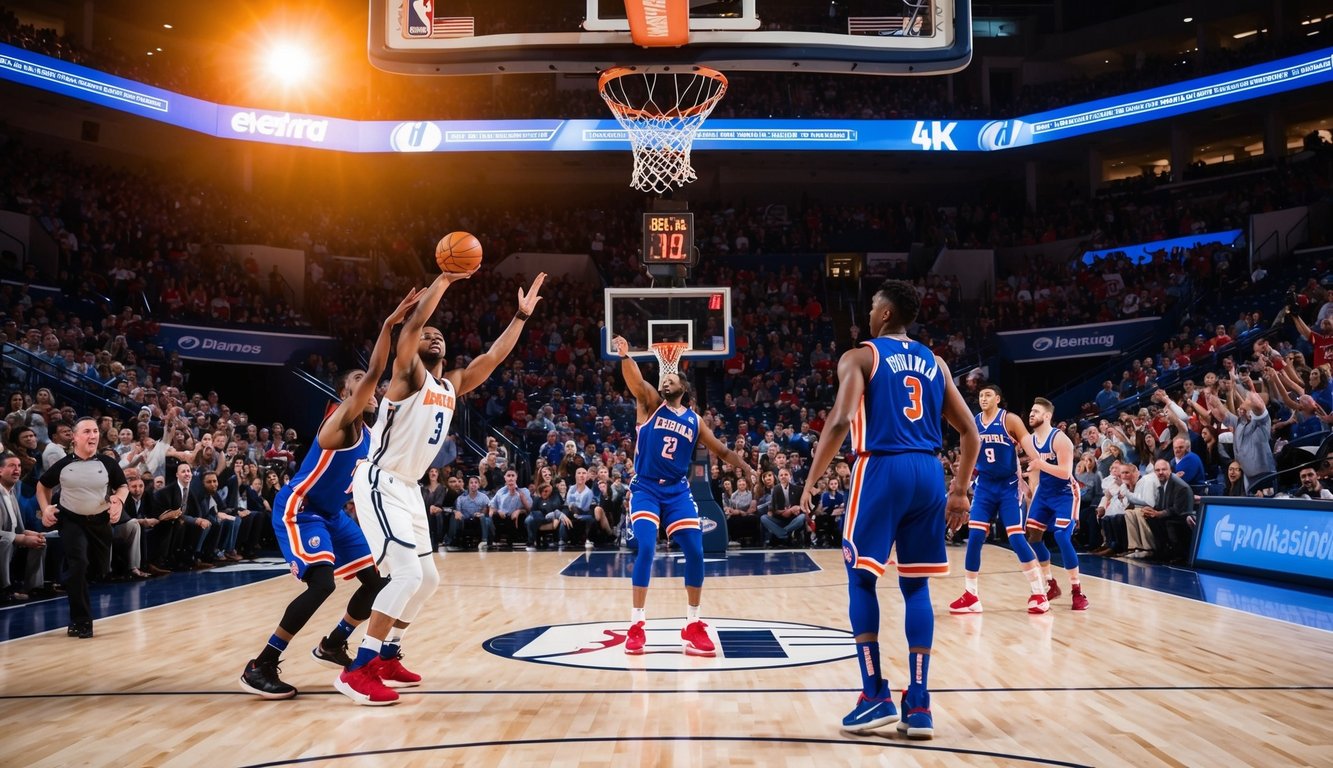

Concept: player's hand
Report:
left=799, top=487, right=815, bottom=515
left=439, top=264, right=480, bottom=286
left=517, top=272, right=547, bottom=316
left=386, top=288, right=423, bottom=326
left=612, top=336, right=630, bottom=358
left=945, top=486, right=969, bottom=531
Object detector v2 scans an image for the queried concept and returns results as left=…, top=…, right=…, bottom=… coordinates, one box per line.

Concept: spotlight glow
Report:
left=266, top=43, right=315, bottom=86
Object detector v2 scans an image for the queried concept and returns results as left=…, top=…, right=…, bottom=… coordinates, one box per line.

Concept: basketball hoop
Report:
left=598, top=66, right=728, bottom=194
left=650, top=341, right=691, bottom=385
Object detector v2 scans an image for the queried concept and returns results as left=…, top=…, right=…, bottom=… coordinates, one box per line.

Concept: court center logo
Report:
left=484, top=617, right=854, bottom=672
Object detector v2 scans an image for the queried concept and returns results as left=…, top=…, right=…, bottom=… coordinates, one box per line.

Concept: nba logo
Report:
left=405, top=0, right=433, bottom=38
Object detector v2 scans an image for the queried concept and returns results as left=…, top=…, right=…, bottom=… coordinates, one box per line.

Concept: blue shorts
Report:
left=273, top=487, right=374, bottom=581
left=1027, top=489, right=1078, bottom=532
left=843, top=452, right=949, bottom=578
left=970, top=475, right=1025, bottom=538
left=628, top=479, right=700, bottom=538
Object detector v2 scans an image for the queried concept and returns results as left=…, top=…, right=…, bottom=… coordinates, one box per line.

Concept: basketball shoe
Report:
left=681, top=620, right=715, bottom=657
left=1070, top=586, right=1089, bottom=611
left=1027, top=593, right=1051, bottom=614
left=335, top=665, right=399, bottom=706
left=1045, top=578, right=1062, bottom=601
left=948, top=591, right=983, bottom=614
left=842, top=682, right=899, bottom=733
left=368, top=654, right=422, bottom=688
left=239, top=659, right=297, bottom=700
left=624, top=621, right=646, bottom=655
left=311, top=637, right=354, bottom=670
left=897, top=689, right=934, bottom=740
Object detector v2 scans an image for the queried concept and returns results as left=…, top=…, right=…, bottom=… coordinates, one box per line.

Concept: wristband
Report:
left=515, top=310, right=531, bottom=321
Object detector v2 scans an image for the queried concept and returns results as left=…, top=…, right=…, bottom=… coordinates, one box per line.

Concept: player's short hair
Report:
left=874, top=279, right=921, bottom=325
left=333, top=369, right=362, bottom=397
left=1032, top=397, right=1054, bottom=414
left=979, top=383, right=1003, bottom=400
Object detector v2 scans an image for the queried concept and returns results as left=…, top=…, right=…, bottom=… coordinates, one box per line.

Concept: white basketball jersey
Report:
left=367, top=372, right=456, bottom=481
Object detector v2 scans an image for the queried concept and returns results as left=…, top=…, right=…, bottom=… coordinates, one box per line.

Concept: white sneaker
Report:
left=584, top=539, right=595, bottom=550
left=525, top=545, right=536, bottom=552
left=479, top=541, right=489, bottom=551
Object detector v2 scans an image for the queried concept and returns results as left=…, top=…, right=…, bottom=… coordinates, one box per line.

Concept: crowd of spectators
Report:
left=3, top=6, right=1325, bottom=122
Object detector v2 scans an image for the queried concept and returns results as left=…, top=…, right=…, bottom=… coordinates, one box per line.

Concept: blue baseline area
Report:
left=559, top=550, right=819, bottom=579
left=0, top=559, right=288, bottom=642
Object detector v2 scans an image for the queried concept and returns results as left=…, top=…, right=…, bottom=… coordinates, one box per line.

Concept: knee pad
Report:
left=398, top=556, right=441, bottom=625
left=372, top=543, right=424, bottom=619
left=964, top=527, right=987, bottom=572
left=674, top=528, right=704, bottom=588
left=303, top=563, right=337, bottom=600
left=1030, top=538, right=1051, bottom=562
left=631, top=518, right=658, bottom=588
left=846, top=565, right=880, bottom=636
left=898, top=575, right=933, bottom=649
left=347, top=567, right=387, bottom=621
left=1007, top=532, right=1036, bottom=563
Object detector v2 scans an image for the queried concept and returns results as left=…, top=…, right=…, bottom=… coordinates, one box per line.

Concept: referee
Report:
left=38, top=417, right=128, bottom=638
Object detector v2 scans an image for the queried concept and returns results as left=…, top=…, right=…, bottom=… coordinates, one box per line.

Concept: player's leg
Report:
left=951, top=481, right=993, bottom=613
left=667, top=495, right=712, bottom=656
left=1054, top=494, right=1088, bottom=610
left=311, top=512, right=384, bottom=669
left=1026, top=496, right=1060, bottom=600
left=998, top=482, right=1047, bottom=613
left=367, top=481, right=436, bottom=688
left=840, top=457, right=900, bottom=733
left=893, top=454, right=950, bottom=740
left=625, top=485, right=661, bottom=655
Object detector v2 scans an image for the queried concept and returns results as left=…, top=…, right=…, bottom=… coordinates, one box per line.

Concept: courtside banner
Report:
left=157, top=323, right=337, bottom=366
left=996, top=317, right=1160, bottom=363
left=1194, top=498, right=1333, bottom=589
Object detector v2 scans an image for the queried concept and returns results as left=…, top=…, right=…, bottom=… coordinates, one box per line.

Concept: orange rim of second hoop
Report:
left=598, top=66, right=729, bottom=120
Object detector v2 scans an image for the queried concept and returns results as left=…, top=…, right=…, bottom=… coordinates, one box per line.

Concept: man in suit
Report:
left=0, top=452, right=45, bottom=602
left=1142, top=459, right=1195, bottom=564
left=760, top=468, right=808, bottom=547
left=154, top=463, right=212, bottom=569
left=122, top=469, right=169, bottom=575
left=110, top=468, right=152, bottom=579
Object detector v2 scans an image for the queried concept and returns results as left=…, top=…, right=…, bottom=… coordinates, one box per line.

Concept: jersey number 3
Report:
left=661, top=435, right=678, bottom=460
left=428, top=412, right=444, bottom=445
left=902, top=375, right=924, bottom=422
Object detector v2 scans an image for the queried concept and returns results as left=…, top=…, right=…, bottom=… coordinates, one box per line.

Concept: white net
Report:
left=599, top=67, right=729, bottom=194
left=650, top=342, right=690, bottom=386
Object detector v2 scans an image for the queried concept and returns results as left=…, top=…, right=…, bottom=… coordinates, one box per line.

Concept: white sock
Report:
left=632, top=607, right=646, bottom=625
left=1069, top=569, right=1081, bottom=589
left=360, top=636, right=383, bottom=655
left=964, top=575, right=979, bottom=595
left=1024, top=564, right=1045, bottom=595
left=1040, top=564, right=1053, bottom=581
left=687, top=604, right=701, bottom=623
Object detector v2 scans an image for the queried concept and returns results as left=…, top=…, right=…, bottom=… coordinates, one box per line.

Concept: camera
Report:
left=1286, top=290, right=1299, bottom=313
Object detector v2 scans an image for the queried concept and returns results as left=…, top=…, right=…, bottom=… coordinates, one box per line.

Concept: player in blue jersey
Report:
left=613, top=335, right=755, bottom=657
left=239, top=289, right=420, bottom=699
left=800, top=279, right=979, bottom=740
left=1024, top=398, right=1090, bottom=611
left=948, top=383, right=1051, bottom=615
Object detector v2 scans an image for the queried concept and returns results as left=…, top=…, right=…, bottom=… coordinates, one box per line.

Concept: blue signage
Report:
left=2, top=42, right=1331, bottom=154
left=1194, top=498, right=1333, bottom=589
left=996, top=317, right=1162, bottom=363
left=157, top=323, right=337, bottom=366
left=1081, top=229, right=1244, bottom=265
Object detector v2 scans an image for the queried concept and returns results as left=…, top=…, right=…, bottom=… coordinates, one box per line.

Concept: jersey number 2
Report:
left=428, top=412, right=444, bottom=445
left=902, top=375, right=924, bottom=422
left=661, top=435, right=678, bottom=460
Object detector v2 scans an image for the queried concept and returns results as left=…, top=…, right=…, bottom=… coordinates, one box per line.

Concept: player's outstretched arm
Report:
left=448, top=272, right=546, bottom=396
left=800, top=347, right=869, bottom=513
left=697, top=419, right=755, bottom=481
left=613, top=335, right=662, bottom=421
left=395, top=267, right=478, bottom=387
left=939, top=358, right=980, bottom=530
left=318, top=288, right=420, bottom=449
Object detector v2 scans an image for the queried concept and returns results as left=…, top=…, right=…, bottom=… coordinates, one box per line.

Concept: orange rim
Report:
left=598, top=66, right=729, bottom=120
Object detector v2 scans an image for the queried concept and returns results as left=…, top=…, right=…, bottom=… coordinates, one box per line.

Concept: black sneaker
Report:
left=67, top=622, right=93, bottom=639
left=239, top=658, right=297, bottom=699
left=311, top=637, right=354, bottom=669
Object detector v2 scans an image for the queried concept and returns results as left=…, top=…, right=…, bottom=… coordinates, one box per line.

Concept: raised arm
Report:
left=1292, top=311, right=1313, bottom=340
left=447, top=273, right=546, bottom=396
left=613, top=335, right=662, bottom=422
left=318, top=288, right=420, bottom=447
left=395, top=268, right=476, bottom=390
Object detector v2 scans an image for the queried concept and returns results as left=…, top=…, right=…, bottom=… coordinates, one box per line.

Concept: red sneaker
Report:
left=1045, top=578, right=1062, bottom=601
left=1070, top=588, right=1089, bottom=611
left=681, top=620, right=716, bottom=657
left=368, top=654, right=422, bottom=688
left=948, top=591, right=983, bottom=614
left=334, top=664, right=399, bottom=706
left=1027, top=593, right=1050, bottom=614
left=625, top=621, right=646, bottom=655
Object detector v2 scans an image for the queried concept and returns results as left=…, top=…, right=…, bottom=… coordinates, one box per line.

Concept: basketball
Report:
left=435, top=231, right=483, bottom=273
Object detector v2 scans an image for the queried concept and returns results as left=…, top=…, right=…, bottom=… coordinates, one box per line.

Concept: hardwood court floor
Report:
left=1, top=547, right=1329, bottom=768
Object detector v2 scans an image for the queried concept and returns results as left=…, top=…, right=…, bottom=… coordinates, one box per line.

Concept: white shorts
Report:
left=352, top=462, right=431, bottom=570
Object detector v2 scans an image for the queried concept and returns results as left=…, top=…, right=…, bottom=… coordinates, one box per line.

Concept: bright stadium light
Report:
left=266, top=43, right=315, bottom=86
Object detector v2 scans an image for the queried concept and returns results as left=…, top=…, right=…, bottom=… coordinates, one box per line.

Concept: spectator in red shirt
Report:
left=1292, top=312, right=1333, bottom=369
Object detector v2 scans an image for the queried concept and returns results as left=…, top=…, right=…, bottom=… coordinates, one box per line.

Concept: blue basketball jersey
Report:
left=633, top=403, right=699, bottom=483
left=1033, top=428, right=1075, bottom=496
left=850, top=337, right=944, bottom=455
left=283, top=424, right=371, bottom=516
left=976, top=409, right=1018, bottom=480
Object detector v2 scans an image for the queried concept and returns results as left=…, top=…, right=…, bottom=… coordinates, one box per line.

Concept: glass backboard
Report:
left=369, top=1, right=971, bottom=76
left=601, top=286, right=733, bottom=361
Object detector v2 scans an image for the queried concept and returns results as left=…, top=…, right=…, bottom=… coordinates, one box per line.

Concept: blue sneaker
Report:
left=896, top=690, right=934, bottom=740
left=841, top=687, right=899, bottom=733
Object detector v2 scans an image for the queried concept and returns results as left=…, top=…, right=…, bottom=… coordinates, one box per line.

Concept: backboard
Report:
left=601, top=287, right=733, bottom=362
left=369, top=1, right=971, bottom=76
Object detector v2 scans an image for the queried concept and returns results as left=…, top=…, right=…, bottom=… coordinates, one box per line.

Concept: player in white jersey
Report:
left=335, top=266, right=547, bottom=706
